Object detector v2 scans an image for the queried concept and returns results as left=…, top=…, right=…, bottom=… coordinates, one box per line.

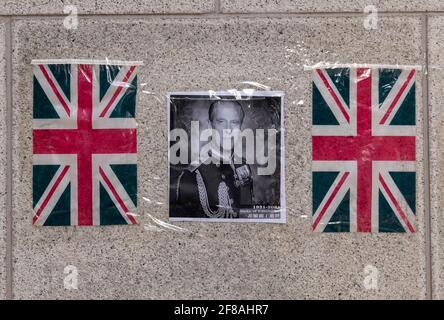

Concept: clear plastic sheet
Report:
left=31, top=59, right=142, bottom=226
left=307, top=63, right=419, bottom=233
left=168, top=91, right=286, bottom=223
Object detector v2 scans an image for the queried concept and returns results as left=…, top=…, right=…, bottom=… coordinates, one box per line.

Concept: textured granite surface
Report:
left=221, top=0, right=444, bottom=13
left=2, top=0, right=443, bottom=15
left=429, top=15, right=444, bottom=300
left=0, top=1, right=213, bottom=15
left=0, top=19, right=7, bottom=300
left=9, top=16, right=426, bottom=299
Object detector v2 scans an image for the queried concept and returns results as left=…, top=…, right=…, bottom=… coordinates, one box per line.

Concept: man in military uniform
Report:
left=171, top=100, right=253, bottom=219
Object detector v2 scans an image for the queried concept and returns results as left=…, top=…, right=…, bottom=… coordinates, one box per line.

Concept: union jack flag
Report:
left=32, top=60, right=141, bottom=226
left=312, top=67, right=416, bottom=233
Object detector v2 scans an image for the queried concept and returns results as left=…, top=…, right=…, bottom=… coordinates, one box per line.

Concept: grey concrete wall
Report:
left=0, top=0, right=442, bottom=299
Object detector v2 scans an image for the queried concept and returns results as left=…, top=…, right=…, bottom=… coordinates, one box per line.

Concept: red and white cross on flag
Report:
left=312, top=66, right=417, bottom=233
left=32, top=60, right=142, bottom=226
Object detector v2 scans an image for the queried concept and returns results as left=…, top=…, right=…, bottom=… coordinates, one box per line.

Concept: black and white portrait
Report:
left=168, top=91, right=285, bottom=223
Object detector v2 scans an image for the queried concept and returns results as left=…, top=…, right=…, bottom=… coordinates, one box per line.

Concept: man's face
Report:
left=209, top=101, right=243, bottom=152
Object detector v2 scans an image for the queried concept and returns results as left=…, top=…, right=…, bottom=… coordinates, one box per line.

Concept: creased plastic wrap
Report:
left=31, top=59, right=142, bottom=226
left=307, top=63, right=419, bottom=233
left=168, top=91, right=286, bottom=223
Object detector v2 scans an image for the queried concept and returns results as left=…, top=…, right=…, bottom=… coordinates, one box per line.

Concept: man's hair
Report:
left=208, top=100, right=245, bottom=123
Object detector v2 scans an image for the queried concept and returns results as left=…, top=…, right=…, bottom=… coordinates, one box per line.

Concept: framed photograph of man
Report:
left=168, top=91, right=285, bottom=223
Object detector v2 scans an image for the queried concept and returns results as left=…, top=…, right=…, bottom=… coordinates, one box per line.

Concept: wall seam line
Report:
left=4, top=15, right=13, bottom=300
left=1, top=11, right=443, bottom=19
left=422, top=13, right=433, bottom=301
